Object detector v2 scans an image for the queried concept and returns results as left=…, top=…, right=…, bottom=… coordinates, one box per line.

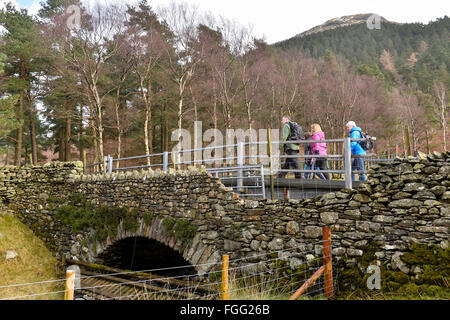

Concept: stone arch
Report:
left=87, top=215, right=222, bottom=277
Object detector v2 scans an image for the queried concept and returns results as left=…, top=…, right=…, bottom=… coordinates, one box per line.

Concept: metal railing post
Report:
left=107, top=155, right=113, bottom=174
left=344, top=137, right=352, bottom=189
left=267, top=128, right=274, bottom=200
left=163, top=152, right=169, bottom=172
left=260, top=164, right=266, bottom=199
left=237, top=142, right=244, bottom=190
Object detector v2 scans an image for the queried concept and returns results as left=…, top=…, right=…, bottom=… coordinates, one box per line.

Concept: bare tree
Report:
left=432, top=81, right=449, bottom=151
left=126, top=2, right=168, bottom=164
left=46, top=3, right=128, bottom=163
left=159, top=1, right=203, bottom=135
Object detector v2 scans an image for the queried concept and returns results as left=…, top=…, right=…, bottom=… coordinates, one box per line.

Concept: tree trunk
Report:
left=213, top=84, right=218, bottom=130
left=29, top=111, right=37, bottom=165
left=78, top=105, right=84, bottom=161
left=114, top=102, right=122, bottom=168
left=163, top=104, right=169, bottom=152
left=59, top=126, right=65, bottom=161
left=142, top=84, right=153, bottom=165
left=90, top=115, right=99, bottom=164
left=14, top=89, right=24, bottom=166
left=65, top=100, right=71, bottom=161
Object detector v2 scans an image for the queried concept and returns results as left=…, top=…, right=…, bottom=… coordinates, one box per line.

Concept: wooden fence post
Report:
left=64, top=270, right=75, bottom=300
left=322, top=226, right=333, bottom=300
left=221, top=255, right=229, bottom=300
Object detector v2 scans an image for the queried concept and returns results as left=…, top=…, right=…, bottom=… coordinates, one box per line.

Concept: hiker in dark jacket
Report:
left=303, top=132, right=313, bottom=179
left=278, top=116, right=302, bottom=179
left=346, top=121, right=367, bottom=181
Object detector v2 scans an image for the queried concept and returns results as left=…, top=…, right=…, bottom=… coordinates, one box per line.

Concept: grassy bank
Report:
left=0, top=214, right=64, bottom=300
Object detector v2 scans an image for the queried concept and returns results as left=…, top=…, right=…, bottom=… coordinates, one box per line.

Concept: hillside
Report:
left=0, top=213, right=64, bottom=300
left=293, top=13, right=392, bottom=38
left=274, top=15, right=450, bottom=92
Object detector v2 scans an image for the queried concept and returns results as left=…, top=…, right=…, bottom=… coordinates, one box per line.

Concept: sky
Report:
left=2, top=0, right=450, bottom=43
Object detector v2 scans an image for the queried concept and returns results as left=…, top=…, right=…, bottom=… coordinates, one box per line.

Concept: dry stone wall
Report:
left=0, top=153, right=448, bottom=280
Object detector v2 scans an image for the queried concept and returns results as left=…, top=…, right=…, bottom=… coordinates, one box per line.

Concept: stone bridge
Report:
left=0, top=153, right=448, bottom=281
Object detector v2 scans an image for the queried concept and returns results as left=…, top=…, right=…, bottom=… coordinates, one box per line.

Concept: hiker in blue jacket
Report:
left=346, top=121, right=367, bottom=181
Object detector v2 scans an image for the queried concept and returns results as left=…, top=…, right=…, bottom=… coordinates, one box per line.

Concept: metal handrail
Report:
left=85, top=136, right=386, bottom=197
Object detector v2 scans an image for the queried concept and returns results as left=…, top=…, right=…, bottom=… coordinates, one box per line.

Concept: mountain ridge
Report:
left=292, top=13, right=396, bottom=39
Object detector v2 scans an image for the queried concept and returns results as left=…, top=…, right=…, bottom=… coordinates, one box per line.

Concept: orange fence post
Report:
left=322, top=226, right=333, bottom=300
left=289, top=227, right=333, bottom=300
left=221, top=255, right=229, bottom=300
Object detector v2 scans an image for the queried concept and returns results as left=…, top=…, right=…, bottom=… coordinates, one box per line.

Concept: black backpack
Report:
left=358, top=130, right=374, bottom=151
left=288, top=122, right=303, bottom=143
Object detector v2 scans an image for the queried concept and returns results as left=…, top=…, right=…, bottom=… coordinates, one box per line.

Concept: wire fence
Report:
left=0, top=232, right=337, bottom=301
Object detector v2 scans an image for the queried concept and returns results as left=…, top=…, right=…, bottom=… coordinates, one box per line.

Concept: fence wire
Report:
left=1, top=238, right=337, bottom=301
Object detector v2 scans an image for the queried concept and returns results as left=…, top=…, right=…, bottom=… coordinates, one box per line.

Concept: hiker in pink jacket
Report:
left=310, top=124, right=329, bottom=180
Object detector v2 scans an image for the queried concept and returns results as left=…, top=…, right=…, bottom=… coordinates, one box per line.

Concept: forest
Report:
left=0, top=0, right=448, bottom=167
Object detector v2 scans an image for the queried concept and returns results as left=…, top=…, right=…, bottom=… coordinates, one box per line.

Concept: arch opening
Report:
left=96, top=236, right=196, bottom=277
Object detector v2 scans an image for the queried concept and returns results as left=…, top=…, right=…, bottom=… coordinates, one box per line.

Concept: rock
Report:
left=285, top=221, right=299, bottom=235
left=268, top=238, right=284, bottom=251
left=320, top=212, right=339, bottom=224
left=332, top=247, right=346, bottom=256
left=412, top=191, right=436, bottom=200
left=442, top=192, right=450, bottom=201
left=430, top=186, right=446, bottom=196
left=403, top=183, right=426, bottom=192
left=347, top=248, right=363, bottom=256
left=353, top=194, right=370, bottom=203
left=204, top=231, right=219, bottom=240
left=388, top=199, right=422, bottom=209
left=342, top=209, right=361, bottom=219
left=242, top=230, right=253, bottom=242
left=392, top=192, right=412, bottom=200
left=304, top=226, right=322, bottom=239
left=5, top=250, right=18, bottom=261
left=373, top=215, right=395, bottom=223
left=290, top=257, right=304, bottom=269
left=356, top=221, right=370, bottom=232
left=416, top=151, right=427, bottom=160
left=224, top=240, right=241, bottom=251
left=250, top=240, right=260, bottom=251
left=412, top=266, right=423, bottom=274
left=305, top=254, right=316, bottom=266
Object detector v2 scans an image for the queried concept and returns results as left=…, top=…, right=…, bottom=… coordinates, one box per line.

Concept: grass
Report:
left=338, top=289, right=450, bottom=300
left=0, top=213, right=65, bottom=300
left=226, top=272, right=326, bottom=300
